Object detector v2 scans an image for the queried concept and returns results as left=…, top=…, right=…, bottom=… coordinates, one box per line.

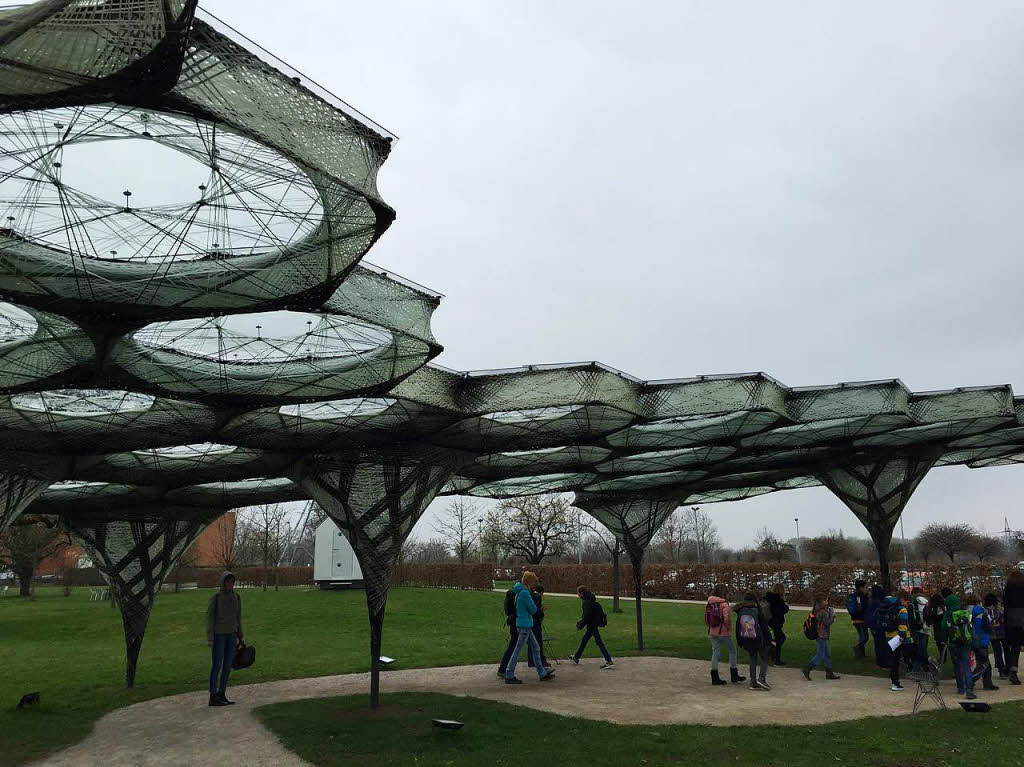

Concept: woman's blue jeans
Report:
left=209, top=633, right=238, bottom=695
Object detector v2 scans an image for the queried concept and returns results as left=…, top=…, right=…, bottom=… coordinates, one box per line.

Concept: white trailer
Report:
left=313, top=518, right=364, bottom=589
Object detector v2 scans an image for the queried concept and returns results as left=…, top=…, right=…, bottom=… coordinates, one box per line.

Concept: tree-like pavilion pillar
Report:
left=816, top=452, right=938, bottom=592
left=294, top=446, right=468, bottom=709
left=66, top=507, right=217, bottom=688
left=572, top=493, right=678, bottom=651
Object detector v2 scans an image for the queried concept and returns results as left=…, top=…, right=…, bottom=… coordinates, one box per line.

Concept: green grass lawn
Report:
left=255, top=692, right=1024, bottom=767
left=2, top=585, right=883, bottom=766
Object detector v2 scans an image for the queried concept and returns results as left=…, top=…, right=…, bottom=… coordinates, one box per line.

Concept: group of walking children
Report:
left=845, top=568, right=1024, bottom=699
left=705, top=585, right=794, bottom=690
left=497, top=571, right=615, bottom=684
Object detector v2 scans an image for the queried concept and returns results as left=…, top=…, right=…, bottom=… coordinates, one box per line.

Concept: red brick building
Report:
left=35, top=512, right=236, bottom=576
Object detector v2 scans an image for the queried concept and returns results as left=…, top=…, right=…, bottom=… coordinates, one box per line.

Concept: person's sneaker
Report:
left=998, top=671, right=1008, bottom=679
left=497, top=671, right=505, bottom=678
left=756, top=680, right=771, bottom=691
left=600, top=661, right=615, bottom=670
left=209, top=694, right=227, bottom=706
left=749, top=682, right=764, bottom=691
left=217, top=693, right=235, bottom=705
left=568, top=655, right=579, bottom=665
left=890, top=683, right=904, bottom=692
left=801, top=665, right=813, bottom=681
left=505, top=677, right=522, bottom=685
left=539, top=672, right=555, bottom=682
left=965, top=691, right=978, bottom=700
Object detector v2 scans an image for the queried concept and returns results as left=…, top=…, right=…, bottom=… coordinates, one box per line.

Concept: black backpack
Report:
left=595, top=600, right=608, bottom=627
left=878, top=600, right=901, bottom=633
left=503, top=588, right=517, bottom=626
left=232, top=639, right=255, bottom=670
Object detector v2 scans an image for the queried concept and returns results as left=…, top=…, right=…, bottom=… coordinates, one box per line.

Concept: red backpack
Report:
left=705, top=601, right=725, bottom=632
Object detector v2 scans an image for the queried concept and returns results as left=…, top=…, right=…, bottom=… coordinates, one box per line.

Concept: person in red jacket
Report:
left=706, top=584, right=745, bottom=685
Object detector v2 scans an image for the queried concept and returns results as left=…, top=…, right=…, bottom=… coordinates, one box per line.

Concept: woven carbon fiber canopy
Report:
left=1, top=0, right=1020, bottom=702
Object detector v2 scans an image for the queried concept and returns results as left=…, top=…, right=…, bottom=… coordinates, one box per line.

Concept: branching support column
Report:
left=67, top=508, right=216, bottom=688
left=816, top=452, right=938, bottom=592
left=295, top=446, right=468, bottom=709
left=572, top=493, right=678, bottom=651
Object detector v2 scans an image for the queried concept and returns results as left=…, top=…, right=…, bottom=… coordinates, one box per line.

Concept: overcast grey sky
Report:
left=212, top=0, right=1024, bottom=546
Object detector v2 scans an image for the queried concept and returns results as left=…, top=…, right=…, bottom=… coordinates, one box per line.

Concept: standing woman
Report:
left=206, top=571, right=243, bottom=707
left=763, top=585, right=790, bottom=665
left=1004, top=568, right=1024, bottom=685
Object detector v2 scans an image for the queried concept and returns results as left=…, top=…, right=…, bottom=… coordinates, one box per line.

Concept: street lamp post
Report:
left=794, top=517, right=802, bottom=564
left=478, top=518, right=483, bottom=564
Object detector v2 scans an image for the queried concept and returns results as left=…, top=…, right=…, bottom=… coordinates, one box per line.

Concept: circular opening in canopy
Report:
left=278, top=397, right=396, bottom=420
left=0, top=105, right=323, bottom=263
left=11, top=389, right=155, bottom=416
left=133, top=311, right=392, bottom=363
left=0, top=302, right=38, bottom=343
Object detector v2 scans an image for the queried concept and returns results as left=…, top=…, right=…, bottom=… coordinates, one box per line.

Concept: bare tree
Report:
left=236, top=503, right=291, bottom=591
left=755, top=526, right=795, bottom=562
left=580, top=519, right=625, bottom=613
left=915, top=523, right=977, bottom=563
left=805, top=529, right=853, bottom=563
left=486, top=495, right=573, bottom=564
left=433, top=497, right=481, bottom=564
left=682, top=506, right=720, bottom=564
left=403, top=537, right=452, bottom=564
left=968, top=535, right=1004, bottom=562
left=0, top=516, right=69, bottom=597
left=653, top=509, right=687, bottom=563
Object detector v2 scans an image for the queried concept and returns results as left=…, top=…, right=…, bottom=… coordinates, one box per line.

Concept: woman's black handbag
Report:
left=233, top=639, right=255, bottom=670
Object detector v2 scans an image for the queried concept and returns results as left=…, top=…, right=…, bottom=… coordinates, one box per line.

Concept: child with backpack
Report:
left=763, top=585, right=789, bottom=665
left=967, top=593, right=997, bottom=691
left=735, top=592, right=773, bottom=691
left=883, top=590, right=913, bottom=691
left=865, top=583, right=892, bottom=669
left=847, top=579, right=870, bottom=659
left=984, top=592, right=1007, bottom=680
left=527, top=584, right=548, bottom=669
left=944, top=593, right=977, bottom=699
left=706, top=585, right=745, bottom=685
left=802, top=597, right=840, bottom=681
left=569, top=586, right=614, bottom=669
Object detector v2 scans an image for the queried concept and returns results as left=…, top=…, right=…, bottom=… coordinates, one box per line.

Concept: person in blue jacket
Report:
left=864, top=583, right=892, bottom=669
left=504, top=571, right=555, bottom=685
left=967, top=593, right=998, bottom=691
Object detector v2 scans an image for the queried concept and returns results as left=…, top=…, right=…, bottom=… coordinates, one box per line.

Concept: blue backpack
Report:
left=846, top=593, right=858, bottom=618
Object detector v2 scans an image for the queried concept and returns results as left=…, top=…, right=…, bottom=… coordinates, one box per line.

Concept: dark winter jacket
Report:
left=864, top=584, right=887, bottom=631
left=206, top=571, right=243, bottom=642
left=1005, top=579, right=1024, bottom=630
left=577, top=589, right=604, bottom=630
left=763, top=592, right=789, bottom=630
left=531, top=589, right=545, bottom=627
left=734, top=600, right=772, bottom=651
left=849, top=590, right=869, bottom=623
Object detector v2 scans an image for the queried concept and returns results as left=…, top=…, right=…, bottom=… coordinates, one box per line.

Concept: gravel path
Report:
left=35, top=657, right=1024, bottom=767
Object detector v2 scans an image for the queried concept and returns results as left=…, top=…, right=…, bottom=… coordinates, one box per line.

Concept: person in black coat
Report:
left=763, top=585, right=790, bottom=665
left=527, top=585, right=548, bottom=668
left=1004, top=568, right=1024, bottom=685
left=569, top=587, right=614, bottom=668
left=865, top=583, right=891, bottom=669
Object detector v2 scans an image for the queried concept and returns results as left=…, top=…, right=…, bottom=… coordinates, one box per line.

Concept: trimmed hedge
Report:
left=394, top=563, right=492, bottom=591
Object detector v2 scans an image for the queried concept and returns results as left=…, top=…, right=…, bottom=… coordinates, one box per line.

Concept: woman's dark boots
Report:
left=730, top=667, right=746, bottom=683
left=209, top=693, right=227, bottom=707
left=711, top=670, right=727, bottom=686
